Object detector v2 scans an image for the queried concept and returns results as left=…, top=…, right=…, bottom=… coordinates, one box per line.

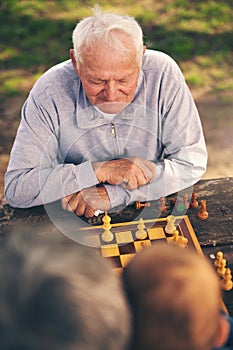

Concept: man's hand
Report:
left=61, top=186, right=110, bottom=218
left=92, top=157, right=156, bottom=190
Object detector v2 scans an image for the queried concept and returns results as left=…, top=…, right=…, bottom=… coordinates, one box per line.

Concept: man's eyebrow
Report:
left=86, top=71, right=135, bottom=81
left=86, top=74, right=103, bottom=81
left=119, top=73, right=133, bottom=80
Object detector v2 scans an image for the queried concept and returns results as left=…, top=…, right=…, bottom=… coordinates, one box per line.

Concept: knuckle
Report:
left=67, top=203, right=75, bottom=212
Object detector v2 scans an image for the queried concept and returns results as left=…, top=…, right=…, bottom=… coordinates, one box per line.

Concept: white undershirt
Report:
left=93, top=106, right=116, bottom=120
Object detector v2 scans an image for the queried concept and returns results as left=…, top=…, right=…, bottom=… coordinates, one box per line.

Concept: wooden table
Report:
left=0, top=177, right=233, bottom=314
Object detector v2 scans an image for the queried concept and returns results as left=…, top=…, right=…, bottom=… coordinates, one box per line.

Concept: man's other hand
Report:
left=61, top=186, right=110, bottom=218
left=92, top=157, right=156, bottom=190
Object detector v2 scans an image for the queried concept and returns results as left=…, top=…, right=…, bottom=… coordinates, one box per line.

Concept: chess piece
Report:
left=136, top=201, right=151, bottom=210
left=167, top=229, right=188, bottom=248
left=214, top=251, right=223, bottom=268
left=135, top=218, right=147, bottom=240
left=177, top=235, right=188, bottom=248
left=190, top=192, right=198, bottom=209
left=165, top=215, right=176, bottom=234
left=175, top=197, right=185, bottom=213
left=197, top=200, right=208, bottom=220
left=183, top=194, right=190, bottom=210
left=101, top=212, right=114, bottom=242
left=217, top=258, right=226, bottom=276
left=167, top=229, right=179, bottom=244
left=94, top=209, right=104, bottom=217
left=221, top=268, right=233, bottom=291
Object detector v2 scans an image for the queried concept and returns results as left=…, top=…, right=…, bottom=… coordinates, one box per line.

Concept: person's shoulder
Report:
left=45, top=59, right=75, bottom=79
left=142, top=49, right=183, bottom=80
left=144, top=49, right=174, bottom=62
left=32, top=59, right=78, bottom=96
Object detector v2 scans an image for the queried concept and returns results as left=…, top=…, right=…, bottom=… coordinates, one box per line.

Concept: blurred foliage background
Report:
left=0, top=0, right=232, bottom=195
left=1, top=0, right=232, bottom=97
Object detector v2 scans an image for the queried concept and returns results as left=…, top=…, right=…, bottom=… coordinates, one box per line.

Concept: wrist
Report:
left=92, top=162, right=106, bottom=183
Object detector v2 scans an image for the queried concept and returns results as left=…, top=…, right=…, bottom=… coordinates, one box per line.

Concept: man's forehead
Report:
left=84, top=69, right=136, bottom=79
left=80, top=39, right=138, bottom=66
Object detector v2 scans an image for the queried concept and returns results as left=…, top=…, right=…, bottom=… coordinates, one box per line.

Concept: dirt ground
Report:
left=195, top=90, right=233, bottom=179
left=0, top=89, right=232, bottom=198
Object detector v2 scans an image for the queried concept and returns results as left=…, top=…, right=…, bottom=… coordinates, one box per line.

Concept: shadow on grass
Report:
left=0, top=1, right=232, bottom=71
left=0, top=5, right=73, bottom=70
left=142, top=24, right=232, bottom=62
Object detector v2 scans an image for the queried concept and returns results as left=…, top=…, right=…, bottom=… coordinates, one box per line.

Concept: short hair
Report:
left=72, top=7, right=144, bottom=68
left=0, top=230, right=130, bottom=350
left=123, top=243, right=221, bottom=350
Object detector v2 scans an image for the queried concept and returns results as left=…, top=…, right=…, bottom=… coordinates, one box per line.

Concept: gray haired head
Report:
left=72, top=7, right=144, bottom=68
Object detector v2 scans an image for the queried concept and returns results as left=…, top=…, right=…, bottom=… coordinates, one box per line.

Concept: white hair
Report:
left=72, top=7, right=144, bottom=67
left=0, top=231, right=130, bottom=350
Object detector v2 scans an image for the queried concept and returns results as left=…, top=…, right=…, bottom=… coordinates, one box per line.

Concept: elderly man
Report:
left=5, top=9, right=207, bottom=218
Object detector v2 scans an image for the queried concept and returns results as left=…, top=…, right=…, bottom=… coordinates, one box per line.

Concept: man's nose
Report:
left=104, top=81, right=119, bottom=101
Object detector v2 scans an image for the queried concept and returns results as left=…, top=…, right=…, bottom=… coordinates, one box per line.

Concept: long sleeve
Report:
left=4, top=92, right=99, bottom=208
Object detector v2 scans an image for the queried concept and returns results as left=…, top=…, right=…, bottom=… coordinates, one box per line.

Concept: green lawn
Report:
left=0, top=0, right=232, bottom=195
left=0, top=0, right=232, bottom=100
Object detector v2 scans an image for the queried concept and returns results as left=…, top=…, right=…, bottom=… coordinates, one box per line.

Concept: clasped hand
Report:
left=93, top=156, right=155, bottom=190
left=61, top=157, right=155, bottom=218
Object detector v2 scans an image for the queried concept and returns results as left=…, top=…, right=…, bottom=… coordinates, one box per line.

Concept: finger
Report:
left=61, top=197, right=68, bottom=210
left=61, top=194, right=75, bottom=211
left=135, top=172, right=150, bottom=187
left=66, top=194, right=74, bottom=201
left=135, top=159, right=156, bottom=182
left=131, top=165, right=151, bottom=187
left=66, top=195, right=80, bottom=212
left=75, top=201, right=86, bottom=217
left=84, top=207, right=95, bottom=218
left=128, top=163, right=151, bottom=188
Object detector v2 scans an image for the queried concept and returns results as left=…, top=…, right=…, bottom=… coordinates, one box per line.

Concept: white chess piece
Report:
left=165, top=215, right=176, bottom=234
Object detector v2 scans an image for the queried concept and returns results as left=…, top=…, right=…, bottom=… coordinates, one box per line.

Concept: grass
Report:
left=0, top=0, right=232, bottom=99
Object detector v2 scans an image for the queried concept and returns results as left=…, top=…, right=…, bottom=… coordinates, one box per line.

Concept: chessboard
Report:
left=79, top=215, right=202, bottom=273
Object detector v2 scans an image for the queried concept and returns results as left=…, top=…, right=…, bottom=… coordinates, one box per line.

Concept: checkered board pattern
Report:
left=79, top=215, right=203, bottom=273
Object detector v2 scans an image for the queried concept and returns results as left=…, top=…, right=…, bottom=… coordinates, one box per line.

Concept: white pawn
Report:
left=177, top=235, right=188, bottom=249
left=167, top=229, right=179, bottom=244
left=101, top=212, right=114, bottom=242
left=214, top=251, right=223, bottom=268
left=217, top=258, right=226, bottom=276
left=135, top=218, right=147, bottom=240
left=221, top=268, right=233, bottom=291
left=165, top=215, right=176, bottom=235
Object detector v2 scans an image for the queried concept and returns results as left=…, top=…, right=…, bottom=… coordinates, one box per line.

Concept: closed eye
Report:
left=91, top=80, right=104, bottom=85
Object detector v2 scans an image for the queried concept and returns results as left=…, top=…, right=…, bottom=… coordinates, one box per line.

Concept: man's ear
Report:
left=214, top=315, right=230, bottom=348
left=143, top=45, right=147, bottom=56
left=70, top=49, right=79, bottom=75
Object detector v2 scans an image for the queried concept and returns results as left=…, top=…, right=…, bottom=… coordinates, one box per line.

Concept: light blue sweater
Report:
left=4, top=50, right=207, bottom=208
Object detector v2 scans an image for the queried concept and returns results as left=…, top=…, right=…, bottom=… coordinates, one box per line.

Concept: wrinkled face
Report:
left=71, top=36, right=142, bottom=114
